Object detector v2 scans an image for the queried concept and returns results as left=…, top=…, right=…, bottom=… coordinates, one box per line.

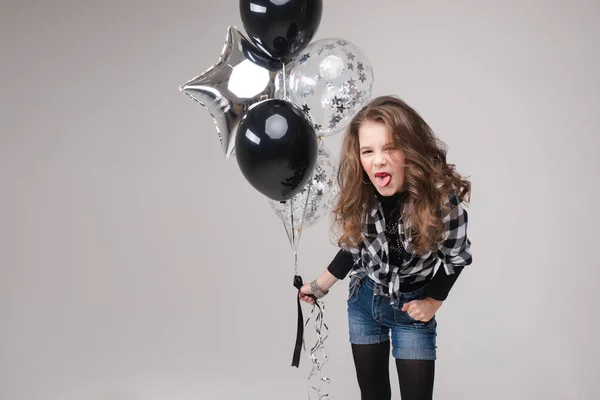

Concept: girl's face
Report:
left=358, top=120, right=407, bottom=196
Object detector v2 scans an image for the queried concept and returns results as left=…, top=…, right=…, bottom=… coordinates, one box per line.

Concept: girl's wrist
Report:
left=310, top=279, right=329, bottom=298
left=425, top=297, right=443, bottom=308
left=318, top=271, right=338, bottom=292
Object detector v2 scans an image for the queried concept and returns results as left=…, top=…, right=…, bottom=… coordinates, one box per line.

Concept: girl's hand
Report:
left=298, top=271, right=338, bottom=305
left=299, top=283, right=316, bottom=304
left=401, top=297, right=443, bottom=322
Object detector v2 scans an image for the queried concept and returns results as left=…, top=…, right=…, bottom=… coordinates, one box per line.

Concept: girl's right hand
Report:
left=299, top=283, right=316, bottom=304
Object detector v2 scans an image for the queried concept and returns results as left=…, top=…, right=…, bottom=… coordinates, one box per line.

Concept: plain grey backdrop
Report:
left=1, top=0, right=599, bottom=399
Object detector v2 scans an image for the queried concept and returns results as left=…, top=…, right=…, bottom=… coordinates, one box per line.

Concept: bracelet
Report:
left=310, top=280, right=329, bottom=299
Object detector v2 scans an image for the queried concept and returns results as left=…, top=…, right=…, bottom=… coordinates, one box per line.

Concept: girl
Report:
left=299, top=96, right=472, bottom=400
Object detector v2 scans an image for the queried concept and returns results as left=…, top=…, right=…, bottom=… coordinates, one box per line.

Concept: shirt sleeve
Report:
left=424, top=266, right=464, bottom=301
left=436, top=192, right=472, bottom=275
left=327, top=249, right=355, bottom=280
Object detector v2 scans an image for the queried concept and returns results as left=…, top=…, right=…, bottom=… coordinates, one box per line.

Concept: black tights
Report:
left=351, top=341, right=435, bottom=400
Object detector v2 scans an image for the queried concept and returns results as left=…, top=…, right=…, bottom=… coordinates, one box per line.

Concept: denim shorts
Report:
left=347, top=271, right=437, bottom=360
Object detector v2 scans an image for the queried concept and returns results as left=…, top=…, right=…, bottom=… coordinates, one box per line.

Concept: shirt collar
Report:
left=370, top=190, right=409, bottom=217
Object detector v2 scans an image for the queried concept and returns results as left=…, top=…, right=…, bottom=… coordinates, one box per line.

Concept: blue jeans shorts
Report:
left=347, top=271, right=437, bottom=360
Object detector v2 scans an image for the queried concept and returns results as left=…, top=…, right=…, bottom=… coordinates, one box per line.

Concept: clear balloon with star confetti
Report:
left=269, top=141, right=339, bottom=250
left=285, top=38, right=374, bottom=138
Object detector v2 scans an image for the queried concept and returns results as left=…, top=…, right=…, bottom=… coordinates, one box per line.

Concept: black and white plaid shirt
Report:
left=342, top=192, right=472, bottom=303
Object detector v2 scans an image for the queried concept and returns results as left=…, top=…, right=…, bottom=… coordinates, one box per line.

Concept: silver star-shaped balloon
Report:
left=179, top=26, right=283, bottom=158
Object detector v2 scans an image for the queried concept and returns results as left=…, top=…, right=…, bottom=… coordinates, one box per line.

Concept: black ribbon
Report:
left=292, top=275, right=317, bottom=367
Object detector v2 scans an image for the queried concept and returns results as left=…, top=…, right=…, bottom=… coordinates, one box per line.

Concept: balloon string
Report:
left=294, top=251, right=298, bottom=276
left=298, top=183, right=311, bottom=241
left=288, top=183, right=312, bottom=275
left=282, top=62, right=287, bottom=100
left=290, top=195, right=298, bottom=275
left=291, top=183, right=328, bottom=399
left=305, top=299, right=331, bottom=399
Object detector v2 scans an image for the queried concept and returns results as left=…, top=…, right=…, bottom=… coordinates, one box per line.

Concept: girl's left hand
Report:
left=401, top=297, right=443, bottom=322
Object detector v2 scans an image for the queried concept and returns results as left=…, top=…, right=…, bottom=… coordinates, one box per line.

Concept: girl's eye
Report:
left=361, top=150, right=372, bottom=155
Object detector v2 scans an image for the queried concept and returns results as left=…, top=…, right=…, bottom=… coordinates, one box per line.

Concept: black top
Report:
left=327, top=191, right=463, bottom=301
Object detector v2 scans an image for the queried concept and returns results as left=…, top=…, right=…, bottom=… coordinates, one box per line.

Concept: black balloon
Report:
left=239, top=0, right=323, bottom=61
left=235, top=99, right=318, bottom=201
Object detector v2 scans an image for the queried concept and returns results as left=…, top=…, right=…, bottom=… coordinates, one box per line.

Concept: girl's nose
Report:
left=374, top=152, right=386, bottom=166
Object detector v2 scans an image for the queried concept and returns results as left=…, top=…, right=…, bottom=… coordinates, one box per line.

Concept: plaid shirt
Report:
left=342, top=192, right=472, bottom=303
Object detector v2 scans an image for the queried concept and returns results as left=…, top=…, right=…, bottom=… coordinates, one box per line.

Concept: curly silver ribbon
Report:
left=276, top=186, right=332, bottom=398
left=304, top=299, right=331, bottom=399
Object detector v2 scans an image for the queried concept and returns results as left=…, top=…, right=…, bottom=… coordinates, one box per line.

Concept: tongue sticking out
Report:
left=375, top=173, right=392, bottom=187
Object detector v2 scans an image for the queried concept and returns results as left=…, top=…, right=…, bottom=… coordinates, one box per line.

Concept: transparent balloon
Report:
left=285, top=38, right=374, bottom=137
left=270, top=142, right=339, bottom=249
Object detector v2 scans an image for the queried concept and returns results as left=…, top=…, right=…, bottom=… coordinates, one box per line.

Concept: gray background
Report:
left=1, top=0, right=599, bottom=399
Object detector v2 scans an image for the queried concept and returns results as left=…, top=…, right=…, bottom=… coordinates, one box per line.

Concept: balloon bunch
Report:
left=179, top=1, right=374, bottom=397
left=180, top=1, right=373, bottom=203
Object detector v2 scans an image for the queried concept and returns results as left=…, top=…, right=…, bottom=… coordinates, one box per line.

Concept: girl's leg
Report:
left=351, top=341, right=392, bottom=400
left=395, top=359, right=435, bottom=400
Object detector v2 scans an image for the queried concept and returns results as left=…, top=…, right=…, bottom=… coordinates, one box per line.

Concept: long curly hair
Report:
left=332, top=95, right=471, bottom=255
